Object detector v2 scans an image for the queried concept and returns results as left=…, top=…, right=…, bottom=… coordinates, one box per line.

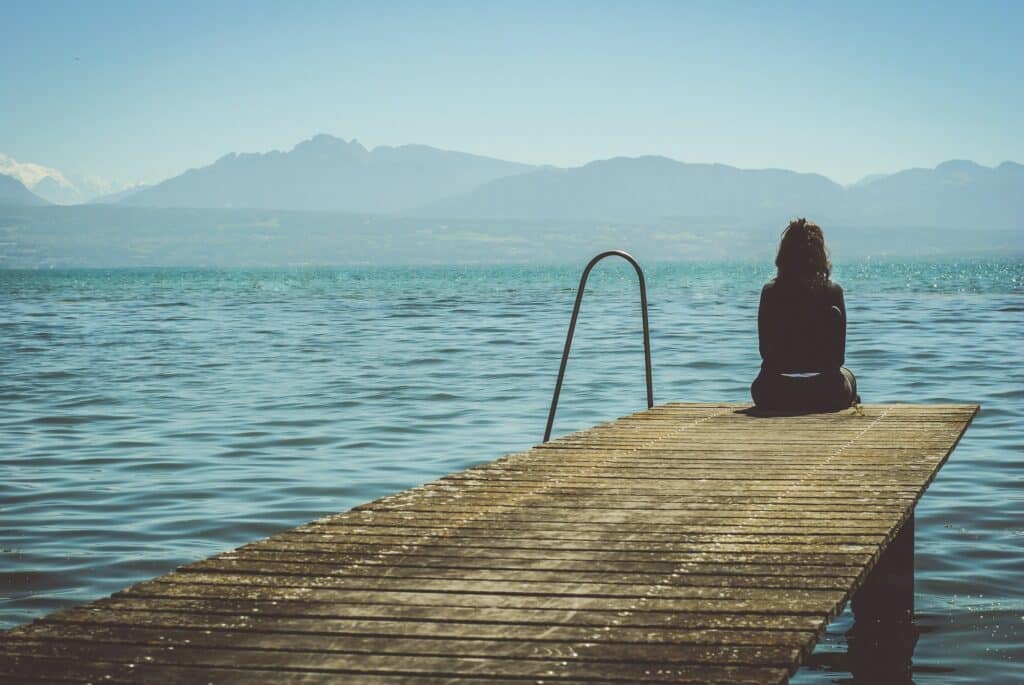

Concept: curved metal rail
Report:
left=543, top=250, right=653, bottom=443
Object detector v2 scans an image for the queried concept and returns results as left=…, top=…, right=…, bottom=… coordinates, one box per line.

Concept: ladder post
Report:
left=543, top=250, right=654, bottom=443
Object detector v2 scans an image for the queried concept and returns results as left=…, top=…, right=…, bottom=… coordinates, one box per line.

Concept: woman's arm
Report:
left=757, top=284, right=775, bottom=365
left=829, top=284, right=847, bottom=368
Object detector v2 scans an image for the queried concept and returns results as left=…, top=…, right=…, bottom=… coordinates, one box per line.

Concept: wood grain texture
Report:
left=0, top=403, right=977, bottom=684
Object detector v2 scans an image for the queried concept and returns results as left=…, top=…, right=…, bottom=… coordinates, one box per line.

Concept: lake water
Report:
left=1, top=260, right=1021, bottom=683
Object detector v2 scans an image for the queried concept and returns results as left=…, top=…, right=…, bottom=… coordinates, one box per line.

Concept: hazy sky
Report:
left=2, top=1, right=1021, bottom=188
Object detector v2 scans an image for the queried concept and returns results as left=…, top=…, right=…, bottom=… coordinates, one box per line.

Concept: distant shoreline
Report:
left=1, top=205, right=1020, bottom=269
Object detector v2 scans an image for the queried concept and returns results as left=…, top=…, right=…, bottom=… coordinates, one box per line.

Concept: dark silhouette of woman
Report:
left=751, top=218, right=859, bottom=411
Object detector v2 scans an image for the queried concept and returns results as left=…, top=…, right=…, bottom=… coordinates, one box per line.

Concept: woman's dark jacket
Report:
left=758, top=278, right=845, bottom=373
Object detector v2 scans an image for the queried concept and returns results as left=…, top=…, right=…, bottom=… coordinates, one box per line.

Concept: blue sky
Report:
left=1, top=0, right=1021, bottom=188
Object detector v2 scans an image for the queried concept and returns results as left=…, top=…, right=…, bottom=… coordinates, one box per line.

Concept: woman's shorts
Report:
left=751, top=367, right=858, bottom=412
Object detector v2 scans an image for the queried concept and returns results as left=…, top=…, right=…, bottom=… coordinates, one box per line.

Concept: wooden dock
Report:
left=1, top=402, right=977, bottom=684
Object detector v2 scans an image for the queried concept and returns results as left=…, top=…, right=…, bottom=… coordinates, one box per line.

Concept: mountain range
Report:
left=3, top=134, right=1022, bottom=232
left=0, top=174, right=49, bottom=207
left=0, top=153, right=123, bottom=205
left=118, top=135, right=1021, bottom=230
left=119, top=135, right=534, bottom=214
left=427, top=157, right=1024, bottom=230
left=421, top=156, right=841, bottom=223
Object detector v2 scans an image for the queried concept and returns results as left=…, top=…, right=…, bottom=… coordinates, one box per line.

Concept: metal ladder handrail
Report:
left=543, top=250, right=653, bottom=443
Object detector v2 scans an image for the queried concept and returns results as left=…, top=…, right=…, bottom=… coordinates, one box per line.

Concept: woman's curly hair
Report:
left=775, top=218, right=831, bottom=289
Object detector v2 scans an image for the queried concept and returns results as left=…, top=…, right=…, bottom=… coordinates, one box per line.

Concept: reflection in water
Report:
left=806, top=516, right=958, bottom=679
left=847, top=516, right=918, bottom=683
left=804, top=516, right=938, bottom=683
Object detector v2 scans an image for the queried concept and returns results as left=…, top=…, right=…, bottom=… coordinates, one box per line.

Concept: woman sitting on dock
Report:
left=751, top=218, right=859, bottom=411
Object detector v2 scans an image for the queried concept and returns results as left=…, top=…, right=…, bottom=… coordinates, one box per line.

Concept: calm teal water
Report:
left=1, top=260, right=1022, bottom=682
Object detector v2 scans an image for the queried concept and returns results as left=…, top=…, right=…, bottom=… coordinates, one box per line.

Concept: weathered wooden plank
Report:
left=0, top=653, right=791, bottom=685
left=155, top=570, right=856, bottom=599
left=104, top=583, right=850, bottom=625
left=239, top=536, right=882, bottom=562
left=131, top=576, right=851, bottom=612
left=274, top=530, right=886, bottom=546
left=231, top=544, right=877, bottom=565
left=0, top=402, right=976, bottom=685
left=329, top=510, right=903, bottom=525
left=357, top=500, right=921, bottom=511
left=0, top=642, right=794, bottom=683
left=305, top=511, right=897, bottom=528
left=2, top=629, right=804, bottom=668
left=206, top=550, right=869, bottom=576
left=41, top=597, right=829, bottom=631
left=19, top=609, right=819, bottom=646
left=305, top=520, right=898, bottom=535
left=186, top=559, right=861, bottom=588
